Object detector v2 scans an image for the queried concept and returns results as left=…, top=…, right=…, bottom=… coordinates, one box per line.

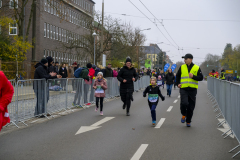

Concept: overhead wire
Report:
left=139, top=0, right=180, bottom=50
left=128, top=0, right=178, bottom=50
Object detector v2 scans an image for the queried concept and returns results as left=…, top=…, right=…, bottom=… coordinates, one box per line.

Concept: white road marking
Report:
left=91, top=117, right=115, bottom=127
left=167, top=106, right=173, bottom=112
left=155, top=118, right=166, bottom=129
left=75, top=117, right=115, bottom=135
left=178, top=95, right=180, bottom=98
left=31, top=120, right=39, bottom=123
left=173, top=99, right=178, bottom=103
left=130, top=144, right=149, bottom=160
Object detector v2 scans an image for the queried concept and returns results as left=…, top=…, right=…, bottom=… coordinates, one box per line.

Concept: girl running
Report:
left=143, top=77, right=165, bottom=126
left=93, top=72, right=108, bottom=116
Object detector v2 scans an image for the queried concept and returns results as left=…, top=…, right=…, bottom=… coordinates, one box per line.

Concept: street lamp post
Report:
left=92, top=32, right=98, bottom=65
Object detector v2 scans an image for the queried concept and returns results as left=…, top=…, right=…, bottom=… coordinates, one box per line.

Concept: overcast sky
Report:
left=95, top=0, right=240, bottom=64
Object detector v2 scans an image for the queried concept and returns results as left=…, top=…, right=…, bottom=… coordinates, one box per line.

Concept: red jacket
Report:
left=0, top=71, right=14, bottom=131
left=89, top=68, right=95, bottom=80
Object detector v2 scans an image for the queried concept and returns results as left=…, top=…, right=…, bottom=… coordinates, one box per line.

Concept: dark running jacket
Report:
left=143, top=85, right=165, bottom=105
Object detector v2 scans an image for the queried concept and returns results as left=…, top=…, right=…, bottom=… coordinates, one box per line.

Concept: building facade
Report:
left=1, top=0, right=95, bottom=66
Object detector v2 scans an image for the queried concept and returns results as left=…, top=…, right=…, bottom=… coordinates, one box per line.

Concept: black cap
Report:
left=126, top=58, right=132, bottom=63
left=182, top=53, right=193, bottom=59
left=86, top=63, right=92, bottom=68
left=92, top=65, right=96, bottom=69
left=41, top=58, right=48, bottom=64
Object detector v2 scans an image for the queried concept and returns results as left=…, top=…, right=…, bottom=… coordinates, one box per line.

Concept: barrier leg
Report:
left=214, top=108, right=219, bottom=112
left=218, top=120, right=226, bottom=127
left=232, top=151, right=240, bottom=158
left=216, top=112, right=222, bottom=118
left=222, top=129, right=231, bottom=136
left=229, top=145, right=240, bottom=153
left=224, top=132, right=233, bottom=139
left=212, top=104, right=218, bottom=108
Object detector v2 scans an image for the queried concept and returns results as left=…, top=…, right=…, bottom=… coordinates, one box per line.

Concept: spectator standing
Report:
left=165, top=69, right=175, bottom=97
left=102, top=63, right=113, bottom=77
left=0, top=71, right=14, bottom=131
left=55, top=62, right=59, bottom=74
left=160, top=70, right=166, bottom=89
left=34, top=58, right=61, bottom=117
left=59, top=63, right=68, bottom=90
left=113, top=68, right=118, bottom=77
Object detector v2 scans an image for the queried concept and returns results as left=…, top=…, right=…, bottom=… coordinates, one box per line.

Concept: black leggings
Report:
left=96, top=97, right=104, bottom=111
left=121, top=92, right=133, bottom=113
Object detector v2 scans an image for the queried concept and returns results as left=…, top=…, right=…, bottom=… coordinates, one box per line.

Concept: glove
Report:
left=161, top=96, right=165, bottom=101
left=143, top=94, right=146, bottom=97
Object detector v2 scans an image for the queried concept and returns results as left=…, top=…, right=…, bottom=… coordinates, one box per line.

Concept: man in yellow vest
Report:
left=176, top=54, right=203, bottom=127
left=220, top=68, right=226, bottom=80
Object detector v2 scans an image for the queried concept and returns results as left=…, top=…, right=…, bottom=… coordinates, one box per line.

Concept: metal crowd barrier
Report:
left=5, top=76, right=150, bottom=128
left=207, top=77, right=240, bottom=158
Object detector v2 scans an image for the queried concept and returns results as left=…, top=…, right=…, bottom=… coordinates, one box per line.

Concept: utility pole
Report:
left=32, top=0, right=37, bottom=61
left=100, top=0, right=104, bottom=65
left=162, top=52, right=164, bottom=70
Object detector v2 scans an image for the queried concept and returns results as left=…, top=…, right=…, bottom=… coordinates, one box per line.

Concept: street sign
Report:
left=226, top=70, right=233, bottom=74
left=171, top=64, right=177, bottom=72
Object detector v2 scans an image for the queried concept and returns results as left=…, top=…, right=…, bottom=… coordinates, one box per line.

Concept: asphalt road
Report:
left=0, top=82, right=239, bottom=160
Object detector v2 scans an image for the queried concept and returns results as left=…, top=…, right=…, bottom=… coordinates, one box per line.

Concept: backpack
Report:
left=74, top=68, right=83, bottom=78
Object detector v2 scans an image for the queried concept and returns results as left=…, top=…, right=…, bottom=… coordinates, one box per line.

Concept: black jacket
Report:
left=102, top=67, right=113, bottom=77
left=34, top=62, right=57, bottom=80
left=117, top=66, right=138, bottom=94
left=143, top=85, right=165, bottom=105
left=59, top=67, right=68, bottom=78
left=176, top=63, right=203, bottom=90
left=165, top=72, right=175, bottom=85
left=160, top=73, right=166, bottom=81
left=33, top=62, right=57, bottom=90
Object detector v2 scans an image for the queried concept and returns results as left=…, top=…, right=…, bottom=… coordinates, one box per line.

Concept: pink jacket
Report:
left=113, top=70, right=118, bottom=77
left=93, top=79, right=108, bottom=97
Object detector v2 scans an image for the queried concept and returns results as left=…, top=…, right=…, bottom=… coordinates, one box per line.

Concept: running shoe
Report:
left=95, top=107, right=98, bottom=112
left=181, top=116, right=186, bottom=123
left=152, top=121, right=156, bottom=126
left=186, top=123, right=191, bottom=127
left=100, top=111, right=103, bottom=116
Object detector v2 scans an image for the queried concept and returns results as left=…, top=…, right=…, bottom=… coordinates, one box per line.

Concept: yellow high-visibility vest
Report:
left=180, top=64, right=199, bottom=89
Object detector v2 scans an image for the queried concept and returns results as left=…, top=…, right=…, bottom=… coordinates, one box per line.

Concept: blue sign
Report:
left=164, top=63, right=170, bottom=72
left=171, top=64, right=177, bottom=72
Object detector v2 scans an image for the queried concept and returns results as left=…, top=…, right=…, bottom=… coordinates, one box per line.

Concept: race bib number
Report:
left=148, top=94, right=158, bottom=102
left=157, top=81, right=162, bottom=85
left=95, top=85, right=104, bottom=93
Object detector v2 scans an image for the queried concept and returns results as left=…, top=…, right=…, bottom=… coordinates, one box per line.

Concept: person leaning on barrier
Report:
left=220, top=68, right=226, bottom=80
left=34, top=58, right=62, bottom=117
left=0, top=71, right=14, bottom=131
left=176, top=53, right=203, bottom=127
left=102, top=63, right=113, bottom=78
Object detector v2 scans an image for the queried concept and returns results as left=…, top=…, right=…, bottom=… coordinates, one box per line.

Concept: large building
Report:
left=1, top=0, right=95, bottom=67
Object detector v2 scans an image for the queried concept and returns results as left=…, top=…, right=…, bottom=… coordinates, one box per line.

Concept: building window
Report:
left=56, top=26, right=58, bottom=40
left=51, top=0, right=54, bottom=14
left=9, top=21, right=17, bottom=35
left=9, top=0, right=18, bottom=9
left=59, top=27, right=61, bottom=41
left=50, top=25, right=52, bottom=39
left=56, top=2, right=59, bottom=17
left=44, top=23, right=46, bottom=37
left=47, top=23, right=49, bottom=38
left=69, top=10, right=71, bottom=22
left=47, top=50, right=50, bottom=57
left=53, top=51, right=55, bottom=61
left=48, top=0, right=50, bottom=13
left=53, top=26, right=55, bottom=40
left=44, top=50, right=46, bottom=58
left=53, top=1, right=56, bottom=15
left=0, top=0, right=2, bottom=8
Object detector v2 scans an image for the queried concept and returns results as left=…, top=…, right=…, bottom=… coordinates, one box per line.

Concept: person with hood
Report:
left=34, top=58, right=62, bottom=117
left=117, top=58, right=138, bottom=116
left=102, top=63, right=113, bottom=77
left=220, top=68, right=226, bottom=80
left=0, top=71, right=14, bottom=131
left=46, top=56, right=56, bottom=73
left=165, top=69, right=175, bottom=97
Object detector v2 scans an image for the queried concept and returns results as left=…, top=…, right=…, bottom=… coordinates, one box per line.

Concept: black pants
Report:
left=180, top=89, right=197, bottom=123
left=121, top=91, right=133, bottom=113
left=96, top=97, right=104, bottom=111
left=148, top=102, right=157, bottom=121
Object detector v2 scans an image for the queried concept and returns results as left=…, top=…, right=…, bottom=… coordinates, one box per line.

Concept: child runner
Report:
left=143, top=77, right=165, bottom=126
left=157, top=75, right=162, bottom=87
left=93, top=72, right=108, bottom=116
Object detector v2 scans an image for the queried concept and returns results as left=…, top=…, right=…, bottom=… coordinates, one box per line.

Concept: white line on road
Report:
left=91, top=117, right=115, bottom=127
left=173, top=99, right=178, bottom=103
left=155, top=118, right=166, bottom=129
left=131, top=144, right=149, bottom=160
left=167, top=106, right=173, bottom=112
